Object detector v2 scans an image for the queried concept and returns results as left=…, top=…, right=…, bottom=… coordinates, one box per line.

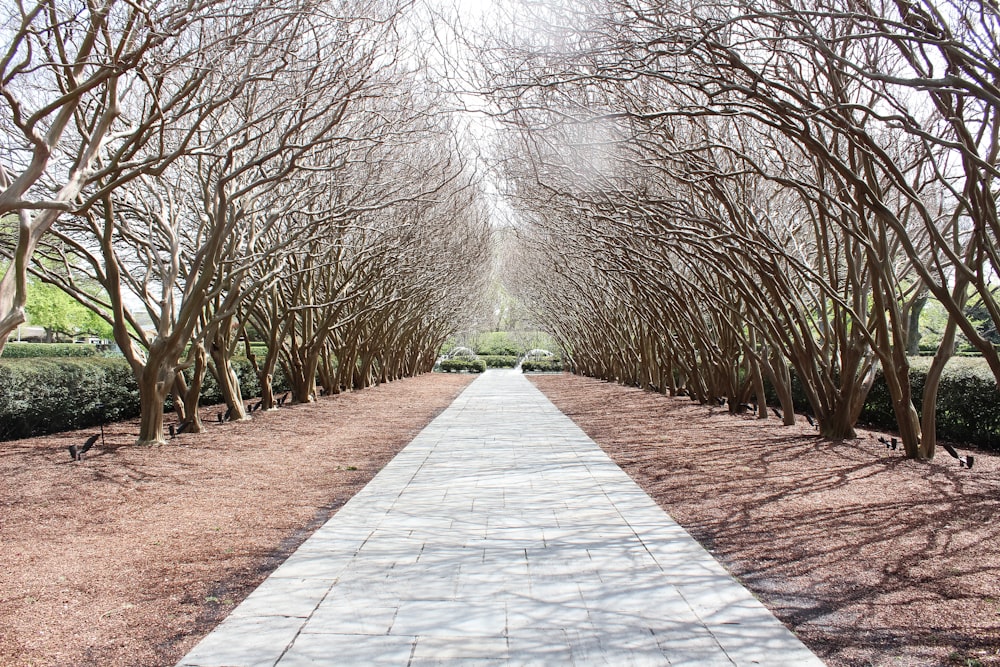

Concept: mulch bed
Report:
left=0, top=373, right=474, bottom=667
left=530, top=373, right=1000, bottom=667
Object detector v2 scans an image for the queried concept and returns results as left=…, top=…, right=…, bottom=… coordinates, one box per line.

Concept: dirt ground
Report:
left=0, top=373, right=474, bottom=667
left=530, top=373, right=1000, bottom=667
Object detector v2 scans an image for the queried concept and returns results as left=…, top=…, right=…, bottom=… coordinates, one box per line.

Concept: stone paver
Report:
left=178, top=369, right=824, bottom=666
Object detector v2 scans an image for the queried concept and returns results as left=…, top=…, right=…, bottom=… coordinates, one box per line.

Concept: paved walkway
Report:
left=178, top=370, right=824, bottom=666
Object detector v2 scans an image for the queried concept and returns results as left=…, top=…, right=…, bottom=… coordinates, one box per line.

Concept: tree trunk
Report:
left=171, top=373, right=189, bottom=423
left=181, top=342, right=207, bottom=433
left=663, top=354, right=676, bottom=396
left=820, top=406, right=858, bottom=439
left=333, top=344, right=356, bottom=395
left=907, top=291, right=928, bottom=355
left=135, top=352, right=175, bottom=445
left=289, top=349, right=320, bottom=403
left=919, top=286, right=969, bottom=459
left=260, top=373, right=275, bottom=408
left=878, top=353, right=922, bottom=457
left=247, top=333, right=279, bottom=410
left=353, top=353, right=374, bottom=390
left=763, top=352, right=795, bottom=426
left=895, top=394, right=923, bottom=458
left=873, top=324, right=922, bottom=457
left=869, top=257, right=922, bottom=457
left=210, top=342, right=247, bottom=421
left=318, top=346, right=336, bottom=395
left=749, top=356, right=768, bottom=420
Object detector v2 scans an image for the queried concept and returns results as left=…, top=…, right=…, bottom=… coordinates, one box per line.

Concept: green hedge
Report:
left=183, top=343, right=269, bottom=360
left=1, top=342, right=99, bottom=358
left=859, top=358, right=999, bottom=451
left=481, top=355, right=519, bottom=368
left=0, top=358, right=139, bottom=440
left=438, top=358, right=486, bottom=373
left=758, top=358, right=1000, bottom=451
left=522, top=359, right=563, bottom=373
left=0, top=356, right=291, bottom=441
left=176, top=357, right=289, bottom=407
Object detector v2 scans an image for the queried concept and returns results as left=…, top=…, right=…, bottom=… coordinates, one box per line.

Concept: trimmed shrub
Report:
left=168, top=356, right=290, bottom=409
left=438, top=358, right=486, bottom=373
left=481, top=355, right=519, bottom=369
left=859, top=358, right=1000, bottom=451
left=522, top=359, right=563, bottom=373
left=213, top=343, right=268, bottom=360
left=756, top=357, right=1000, bottom=451
left=0, top=358, right=140, bottom=440
left=1, top=342, right=98, bottom=358
left=0, top=356, right=292, bottom=441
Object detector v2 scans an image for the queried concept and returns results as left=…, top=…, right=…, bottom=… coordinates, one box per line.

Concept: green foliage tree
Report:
left=24, top=279, right=112, bottom=341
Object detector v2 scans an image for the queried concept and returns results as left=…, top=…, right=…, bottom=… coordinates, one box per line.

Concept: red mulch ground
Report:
left=0, top=373, right=474, bottom=667
left=530, top=373, right=1000, bottom=667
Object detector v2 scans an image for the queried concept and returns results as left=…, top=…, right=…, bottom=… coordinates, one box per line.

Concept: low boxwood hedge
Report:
left=4, top=348, right=995, bottom=451
left=481, top=355, right=519, bottom=368
left=522, top=359, right=563, bottom=373
left=0, top=356, right=291, bottom=441
left=859, top=358, right=999, bottom=451
left=438, top=358, right=486, bottom=373
left=1, top=342, right=99, bottom=358
left=177, top=357, right=289, bottom=407
left=473, top=331, right=524, bottom=357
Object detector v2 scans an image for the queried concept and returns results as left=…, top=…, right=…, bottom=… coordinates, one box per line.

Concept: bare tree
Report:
left=0, top=0, right=244, bottom=355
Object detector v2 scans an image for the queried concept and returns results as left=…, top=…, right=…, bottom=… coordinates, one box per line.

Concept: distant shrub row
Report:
left=438, top=358, right=486, bottom=373
left=1, top=341, right=273, bottom=360
left=0, top=357, right=289, bottom=441
left=1, top=342, right=99, bottom=358
left=440, top=331, right=561, bottom=359
left=471, top=331, right=524, bottom=357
